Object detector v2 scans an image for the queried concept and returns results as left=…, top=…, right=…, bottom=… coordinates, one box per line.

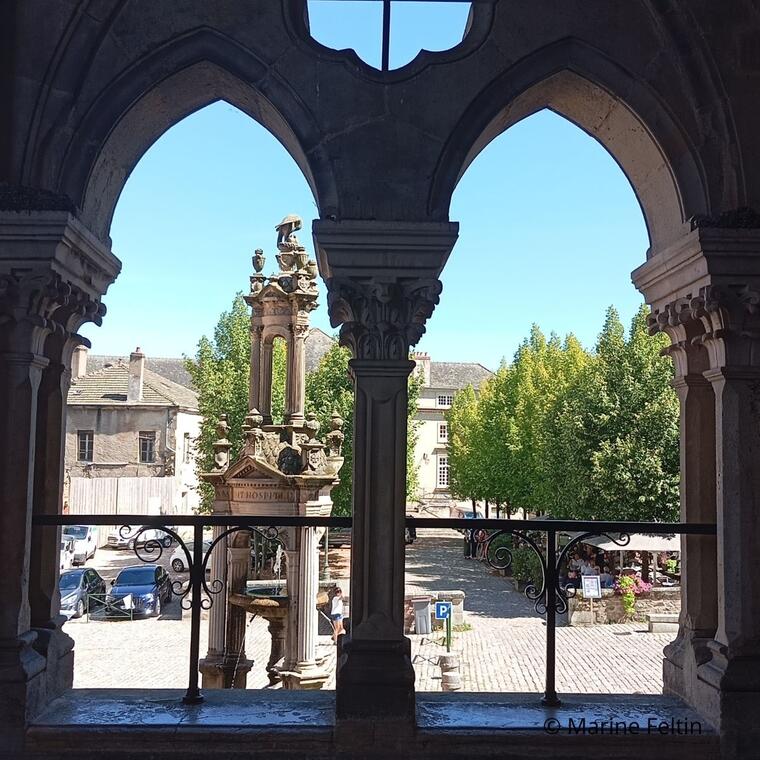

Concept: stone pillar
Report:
left=199, top=525, right=228, bottom=688
left=652, top=302, right=718, bottom=710
left=260, top=340, right=273, bottom=425
left=0, top=210, right=120, bottom=751
left=285, top=323, right=308, bottom=425
left=249, top=326, right=262, bottom=413
left=285, top=526, right=327, bottom=689
left=221, top=540, right=253, bottom=688
left=314, top=219, right=457, bottom=726
left=283, top=545, right=300, bottom=675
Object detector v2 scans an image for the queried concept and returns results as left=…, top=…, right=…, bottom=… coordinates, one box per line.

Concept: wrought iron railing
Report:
left=35, top=514, right=350, bottom=703
left=34, top=514, right=715, bottom=708
left=406, top=517, right=716, bottom=706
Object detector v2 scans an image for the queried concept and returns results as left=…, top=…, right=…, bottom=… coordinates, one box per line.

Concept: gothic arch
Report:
left=430, top=39, right=715, bottom=254
left=42, top=28, right=337, bottom=241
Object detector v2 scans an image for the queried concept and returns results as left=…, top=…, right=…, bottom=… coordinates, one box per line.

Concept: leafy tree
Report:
left=546, top=305, right=678, bottom=521
left=188, top=296, right=421, bottom=516
left=305, top=342, right=354, bottom=516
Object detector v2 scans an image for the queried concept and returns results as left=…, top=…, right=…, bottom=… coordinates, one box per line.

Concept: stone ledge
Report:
left=20, top=689, right=722, bottom=760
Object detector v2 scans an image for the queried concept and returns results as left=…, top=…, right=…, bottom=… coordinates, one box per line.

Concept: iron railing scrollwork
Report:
left=35, top=514, right=714, bottom=708
left=39, top=514, right=350, bottom=704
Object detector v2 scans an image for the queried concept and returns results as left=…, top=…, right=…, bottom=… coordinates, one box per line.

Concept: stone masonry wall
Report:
left=568, top=587, right=681, bottom=625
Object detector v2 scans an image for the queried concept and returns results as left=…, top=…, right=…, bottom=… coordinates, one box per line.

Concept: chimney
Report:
left=127, top=347, right=145, bottom=402
left=71, top=345, right=88, bottom=379
left=412, top=352, right=431, bottom=387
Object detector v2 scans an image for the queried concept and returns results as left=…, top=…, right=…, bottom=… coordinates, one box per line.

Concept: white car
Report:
left=60, top=537, right=75, bottom=571
left=63, top=525, right=97, bottom=565
left=107, top=525, right=173, bottom=550
left=170, top=540, right=212, bottom=572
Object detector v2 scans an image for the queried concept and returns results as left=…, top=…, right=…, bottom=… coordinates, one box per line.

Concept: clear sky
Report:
left=82, top=2, right=650, bottom=371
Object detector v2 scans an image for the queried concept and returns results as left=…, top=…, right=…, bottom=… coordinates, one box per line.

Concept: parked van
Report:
left=63, top=524, right=97, bottom=565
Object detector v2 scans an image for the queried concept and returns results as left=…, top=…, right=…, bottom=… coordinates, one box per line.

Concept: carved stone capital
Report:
left=326, top=277, right=442, bottom=360
left=651, top=285, right=760, bottom=373
left=0, top=211, right=120, bottom=355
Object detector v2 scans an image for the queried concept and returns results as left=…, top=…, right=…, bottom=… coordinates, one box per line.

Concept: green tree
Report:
left=305, top=342, right=355, bottom=516
left=546, top=305, right=679, bottom=521
left=185, top=294, right=285, bottom=512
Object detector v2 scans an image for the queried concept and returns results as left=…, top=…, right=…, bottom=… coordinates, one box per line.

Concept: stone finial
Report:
left=212, top=414, right=232, bottom=471
left=252, top=249, right=266, bottom=273
left=275, top=214, right=303, bottom=252
left=325, top=410, right=345, bottom=458
left=242, top=408, right=265, bottom=453
left=304, top=412, right=320, bottom=441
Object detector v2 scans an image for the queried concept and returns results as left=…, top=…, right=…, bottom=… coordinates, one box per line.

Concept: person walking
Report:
left=330, top=587, right=345, bottom=644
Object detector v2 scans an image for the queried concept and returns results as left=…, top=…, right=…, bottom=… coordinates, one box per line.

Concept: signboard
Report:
left=434, top=601, right=452, bottom=620
left=581, top=575, right=602, bottom=599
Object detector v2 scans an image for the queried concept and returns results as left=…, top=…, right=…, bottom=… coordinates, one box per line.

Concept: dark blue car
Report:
left=106, top=564, right=172, bottom=618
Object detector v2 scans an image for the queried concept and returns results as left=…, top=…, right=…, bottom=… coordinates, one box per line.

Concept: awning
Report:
left=563, top=532, right=680, bottom=553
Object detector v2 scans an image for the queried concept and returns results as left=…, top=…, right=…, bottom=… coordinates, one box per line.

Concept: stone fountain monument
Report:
left=199, top=215, right=344, bottom=690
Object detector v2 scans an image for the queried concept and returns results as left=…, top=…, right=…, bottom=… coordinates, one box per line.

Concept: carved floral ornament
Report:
left=326, top=277, right=443, bottom=360
left=649, top=284, right=760, bottom=372
left=0, top=269, right=106, bottom=349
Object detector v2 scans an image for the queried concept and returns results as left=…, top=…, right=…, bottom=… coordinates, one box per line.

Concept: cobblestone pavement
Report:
left=405, top=528, right=674, bottom=694
left=65, top=532, right=673, bottom=694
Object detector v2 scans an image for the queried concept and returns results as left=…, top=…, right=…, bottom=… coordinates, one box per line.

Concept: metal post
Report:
left=381, top=0, right=391, bottom=71
left=542, top=529, right=560, bottom=706
left=446, top=613, right=451, bottom=653
left=183, top=522, right=205, bottom=704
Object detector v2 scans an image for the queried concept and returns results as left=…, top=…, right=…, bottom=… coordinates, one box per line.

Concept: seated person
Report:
left=599, top=565, right=614, bottom=589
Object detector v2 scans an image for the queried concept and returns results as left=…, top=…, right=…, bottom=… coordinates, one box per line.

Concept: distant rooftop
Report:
left=68, top=363, right=199, bottom=410
left=429, top=361, right=492, bottom=390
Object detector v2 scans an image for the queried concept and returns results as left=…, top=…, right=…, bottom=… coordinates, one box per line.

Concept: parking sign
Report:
left=434, top=601, right=452, bottom=620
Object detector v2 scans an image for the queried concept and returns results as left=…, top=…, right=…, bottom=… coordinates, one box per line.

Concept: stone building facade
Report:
left=411, top=352, right=492, bottom=509
left=65, top=346, right=201, bottom=513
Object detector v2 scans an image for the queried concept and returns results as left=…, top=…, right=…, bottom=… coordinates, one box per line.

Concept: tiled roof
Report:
left=429, top=362, right=493, bottom=390
left=68, top=363, right=198, bottom=410
left=86, top=355, right=192, bottom=388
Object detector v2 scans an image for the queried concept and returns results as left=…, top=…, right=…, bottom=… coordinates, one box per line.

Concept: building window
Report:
left=183, top=432, right=191, bottom=464
left=438, top=422, right=448, bottom=443
left=77, top=431, right=94, bottom=462
left=437, top=394, right=454, bottom=408
left=139, top=431, right=156, bottom=463
left=437, top=455, right=450, bottom=488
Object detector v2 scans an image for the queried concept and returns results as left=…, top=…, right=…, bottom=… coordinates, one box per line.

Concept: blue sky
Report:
left=82, top=3, right=649, bottom=371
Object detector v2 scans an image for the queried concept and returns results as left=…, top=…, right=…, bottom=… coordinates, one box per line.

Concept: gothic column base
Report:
left=282, top=660, right=329, bottom=690
left=31, top=618, right=75, bottom=705
left=664, top=630, right=718, bottom=726
left=0, top=632, right=48, bottom=754
left=335, top=637, right=415, bottom=723
left=199, top=656, right=253, bottom=689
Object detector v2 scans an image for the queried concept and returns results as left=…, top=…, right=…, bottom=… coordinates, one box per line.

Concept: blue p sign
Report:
left=435, top=601, right=452, bottom=620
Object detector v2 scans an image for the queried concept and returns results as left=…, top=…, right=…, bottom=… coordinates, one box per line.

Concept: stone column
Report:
left=221, top=539, right=253, bottom=688
left=652, top=302, right=718, bottom=708
left=285, top=526, right=327, bottom=689
left=249, top=325, right=263, bottom=413
left=283, top=545, right=300, bottom=675
left=0, top=210, right=120, bottom=751
left=199, top=525, right=228, bottom=688
left=285, top=323, right=308, bottom=425
left=314, top=219, right=457, bottom=726
left=260, top=340, right=273, bottom=425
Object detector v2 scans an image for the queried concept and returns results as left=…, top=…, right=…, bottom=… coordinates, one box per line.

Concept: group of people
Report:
left=563, top=546, right=616, bottom=589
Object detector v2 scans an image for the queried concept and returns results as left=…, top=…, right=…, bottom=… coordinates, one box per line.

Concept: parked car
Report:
left=59, top=537, right=75, bottom=571
left=63, top=525, right=97, bottom=565
left=106, top=564, right=172, bottom=617
left=170, top=540, right=212, bottom=572
left=107, top=526, right=173, bottom=550
left=59, top=568, right=107, bottom=619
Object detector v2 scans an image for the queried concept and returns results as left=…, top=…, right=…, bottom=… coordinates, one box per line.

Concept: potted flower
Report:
left=614, top=575, right=653, bottom=620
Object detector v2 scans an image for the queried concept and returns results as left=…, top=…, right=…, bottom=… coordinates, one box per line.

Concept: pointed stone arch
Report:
left=46, top=29, right=336, bottom=241
left=430, top=38, right=715, bottom=254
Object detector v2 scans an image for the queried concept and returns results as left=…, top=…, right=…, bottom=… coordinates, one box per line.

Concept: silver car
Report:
left=107, top=526, right=173, bottom=550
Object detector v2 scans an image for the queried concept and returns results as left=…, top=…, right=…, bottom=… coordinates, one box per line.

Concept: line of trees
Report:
left=447, top=305, right=680, bottom=522
left=186, top=294, right=420, bottom=515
